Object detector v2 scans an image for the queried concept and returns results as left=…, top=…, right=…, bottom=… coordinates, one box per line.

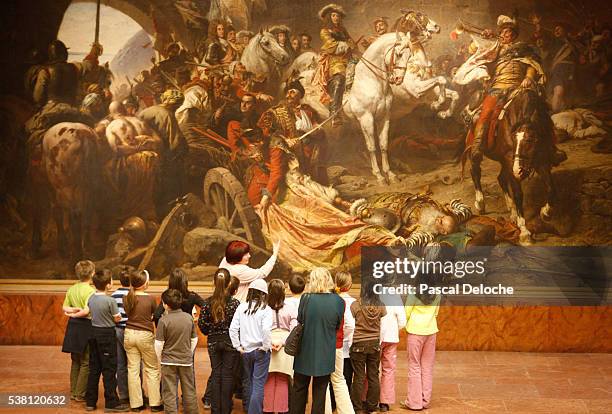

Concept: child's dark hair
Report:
left=162, top=289, right=183, bottom=310
left=92, top=269, right=112, bottom=291
left=75, top=260, right=95, bottom=282
left=227, top=276, right=240, bottom=296
left=168, top=268, right=189, bottom=299
left=288, top=274, right=305, bottom=295
left=112, top=265, right=134, bottom=287
left=245, top=288, right=267, bottom=315
left=267, top=279, right=285, bottom=311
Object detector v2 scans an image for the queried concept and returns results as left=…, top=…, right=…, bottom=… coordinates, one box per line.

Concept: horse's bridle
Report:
left=257, top=34, right=286, bottom=65
left=358, top=39, right=408, bottom=84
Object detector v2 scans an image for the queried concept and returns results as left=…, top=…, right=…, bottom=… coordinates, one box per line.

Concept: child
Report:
left=61, top=260, right=96, bottom=402
left=263, top=279, right=297, bottom=414
left=199, top=269, right=240, bottom=414
left=378, top=296, right=407, bottom=412
left=401, top=287, right=440, bottom=411
left=229, top=279, right=273, bottom=414
left=326, top=271, right=355, bottom=414
left=349, top=282, right=386, bottom=414
left=284, top=274, right=305, bottom=310
left=124, top=269, right=163, bottom=411
left=111, top=265, right=133, bottom=404
left=154, top=268, right=205, bottom=325
left=85, top=269, right=129, bottom=412
left=155, top=289, right=199, bottom=414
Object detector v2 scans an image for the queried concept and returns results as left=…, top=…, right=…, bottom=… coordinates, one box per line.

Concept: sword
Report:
left=159, top=69, right=181, bottom=90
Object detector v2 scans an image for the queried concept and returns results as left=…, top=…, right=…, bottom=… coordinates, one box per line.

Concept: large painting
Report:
left=0, top=0, right=610, bottom=283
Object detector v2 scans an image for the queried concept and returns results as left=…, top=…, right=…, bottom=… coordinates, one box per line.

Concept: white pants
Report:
left=325, top=348, right=355, bottom=414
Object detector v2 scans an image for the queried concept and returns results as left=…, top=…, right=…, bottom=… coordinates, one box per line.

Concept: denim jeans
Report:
left=115, top=327, right=128, bottom=400
left=85, top=327, right=120, bottom=409
left=207, top=336, right=239, bottom=414
left=242, top=349, right=271, bottom=414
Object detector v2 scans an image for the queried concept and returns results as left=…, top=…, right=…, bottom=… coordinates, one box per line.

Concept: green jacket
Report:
left=293, top=292, right=345, bottom=377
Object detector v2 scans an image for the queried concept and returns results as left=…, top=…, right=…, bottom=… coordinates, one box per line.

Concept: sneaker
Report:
left=119, top=398, right=129, bottom=405
left=150, top=405, right=164, bottom=412
left=130, top=406, right=145, bottom=412
left=74, top=396, right=86, bottom=402
left=86, top=407, right=95, bottom=412
left=379, top=404, right=390, bottom=412
left=105, top=405, right=130, bottom=413
left=202, top=400, right=211, bottom=409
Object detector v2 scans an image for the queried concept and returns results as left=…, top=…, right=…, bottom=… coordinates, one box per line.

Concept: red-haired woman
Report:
left=219, top=240, right=281, bottom=302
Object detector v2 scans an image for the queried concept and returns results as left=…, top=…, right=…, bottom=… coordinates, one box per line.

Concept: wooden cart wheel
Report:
left=203, top=167, right=266, bottom=249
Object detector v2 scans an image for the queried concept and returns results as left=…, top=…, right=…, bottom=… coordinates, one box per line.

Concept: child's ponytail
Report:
left=125, top=270, right=149, bottom=315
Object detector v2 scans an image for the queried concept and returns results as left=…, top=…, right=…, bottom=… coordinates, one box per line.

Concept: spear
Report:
left=94, top=0, right=101, bottom=45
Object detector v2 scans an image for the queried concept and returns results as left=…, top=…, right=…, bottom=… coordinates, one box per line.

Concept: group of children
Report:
left=62, top=240, right=440, bottom=413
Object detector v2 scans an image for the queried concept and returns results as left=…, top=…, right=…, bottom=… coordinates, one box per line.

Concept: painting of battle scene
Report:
left=0, top=0, right=610, bottom=281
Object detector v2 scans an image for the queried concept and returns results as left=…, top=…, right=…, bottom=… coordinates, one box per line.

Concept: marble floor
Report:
left=0, top=346, right=610, bottom=413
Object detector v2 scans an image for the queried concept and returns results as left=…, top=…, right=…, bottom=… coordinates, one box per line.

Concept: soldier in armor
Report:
left=314, top=3, right=356, bottom=127
left=202, top=20, right=228, bottom=66
left=469, top=16, right=544, bottom=162
left=26, top=40, right=88, bottom=158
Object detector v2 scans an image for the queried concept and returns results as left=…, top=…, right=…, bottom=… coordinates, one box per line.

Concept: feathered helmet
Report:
left=497, top=15, right=519, bottom=34
left=318, top=3, right=346, bottom=21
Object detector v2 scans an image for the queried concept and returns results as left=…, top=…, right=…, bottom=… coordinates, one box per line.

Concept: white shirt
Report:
left=219, top=251, right=278, bottom=303
left=340, top=292, right=356, bottom=358
left=229, top=302, right=273, bottom=353
left=284, top=295, right=301, bottom=312
left=380, top=304, right=407, bottom=344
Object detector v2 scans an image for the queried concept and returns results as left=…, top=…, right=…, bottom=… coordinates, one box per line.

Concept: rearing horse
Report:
left=345, top=12, right=459, bottom=184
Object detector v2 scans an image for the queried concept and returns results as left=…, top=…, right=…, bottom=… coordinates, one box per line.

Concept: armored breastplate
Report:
left=46, top=62, right=78, bottom=104
left=491, top=47, right=527, bottom=90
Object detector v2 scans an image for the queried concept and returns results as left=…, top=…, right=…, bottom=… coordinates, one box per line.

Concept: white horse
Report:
left=241, top=29, right=291, bottom=96
left=293, top=14, right=459, bottom=184
left=346, top=32, right=459, bottom=184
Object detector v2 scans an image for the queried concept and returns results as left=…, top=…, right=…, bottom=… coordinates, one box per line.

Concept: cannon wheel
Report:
left=203, top=167, right=266, bottom=249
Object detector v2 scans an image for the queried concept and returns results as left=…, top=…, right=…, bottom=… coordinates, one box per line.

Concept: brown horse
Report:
left=35, top=122, right=98, bottom=260
left=465, top=90, right=558, bottom=244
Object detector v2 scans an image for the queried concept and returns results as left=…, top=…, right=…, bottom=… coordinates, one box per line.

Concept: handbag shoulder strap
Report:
left=297, top=293, right=311, bottom=324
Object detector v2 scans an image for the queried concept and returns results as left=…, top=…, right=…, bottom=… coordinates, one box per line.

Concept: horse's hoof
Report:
left=387, top=173, right=400, bottom=184
left=474, top=200, right=486, bottom=215
left=519, top=232, right=534, bottom=245
left=375, top=175, right=388, bottom=186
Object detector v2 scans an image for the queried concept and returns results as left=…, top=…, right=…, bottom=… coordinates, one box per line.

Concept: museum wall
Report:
left=1, top=290, right=610, bottom=352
